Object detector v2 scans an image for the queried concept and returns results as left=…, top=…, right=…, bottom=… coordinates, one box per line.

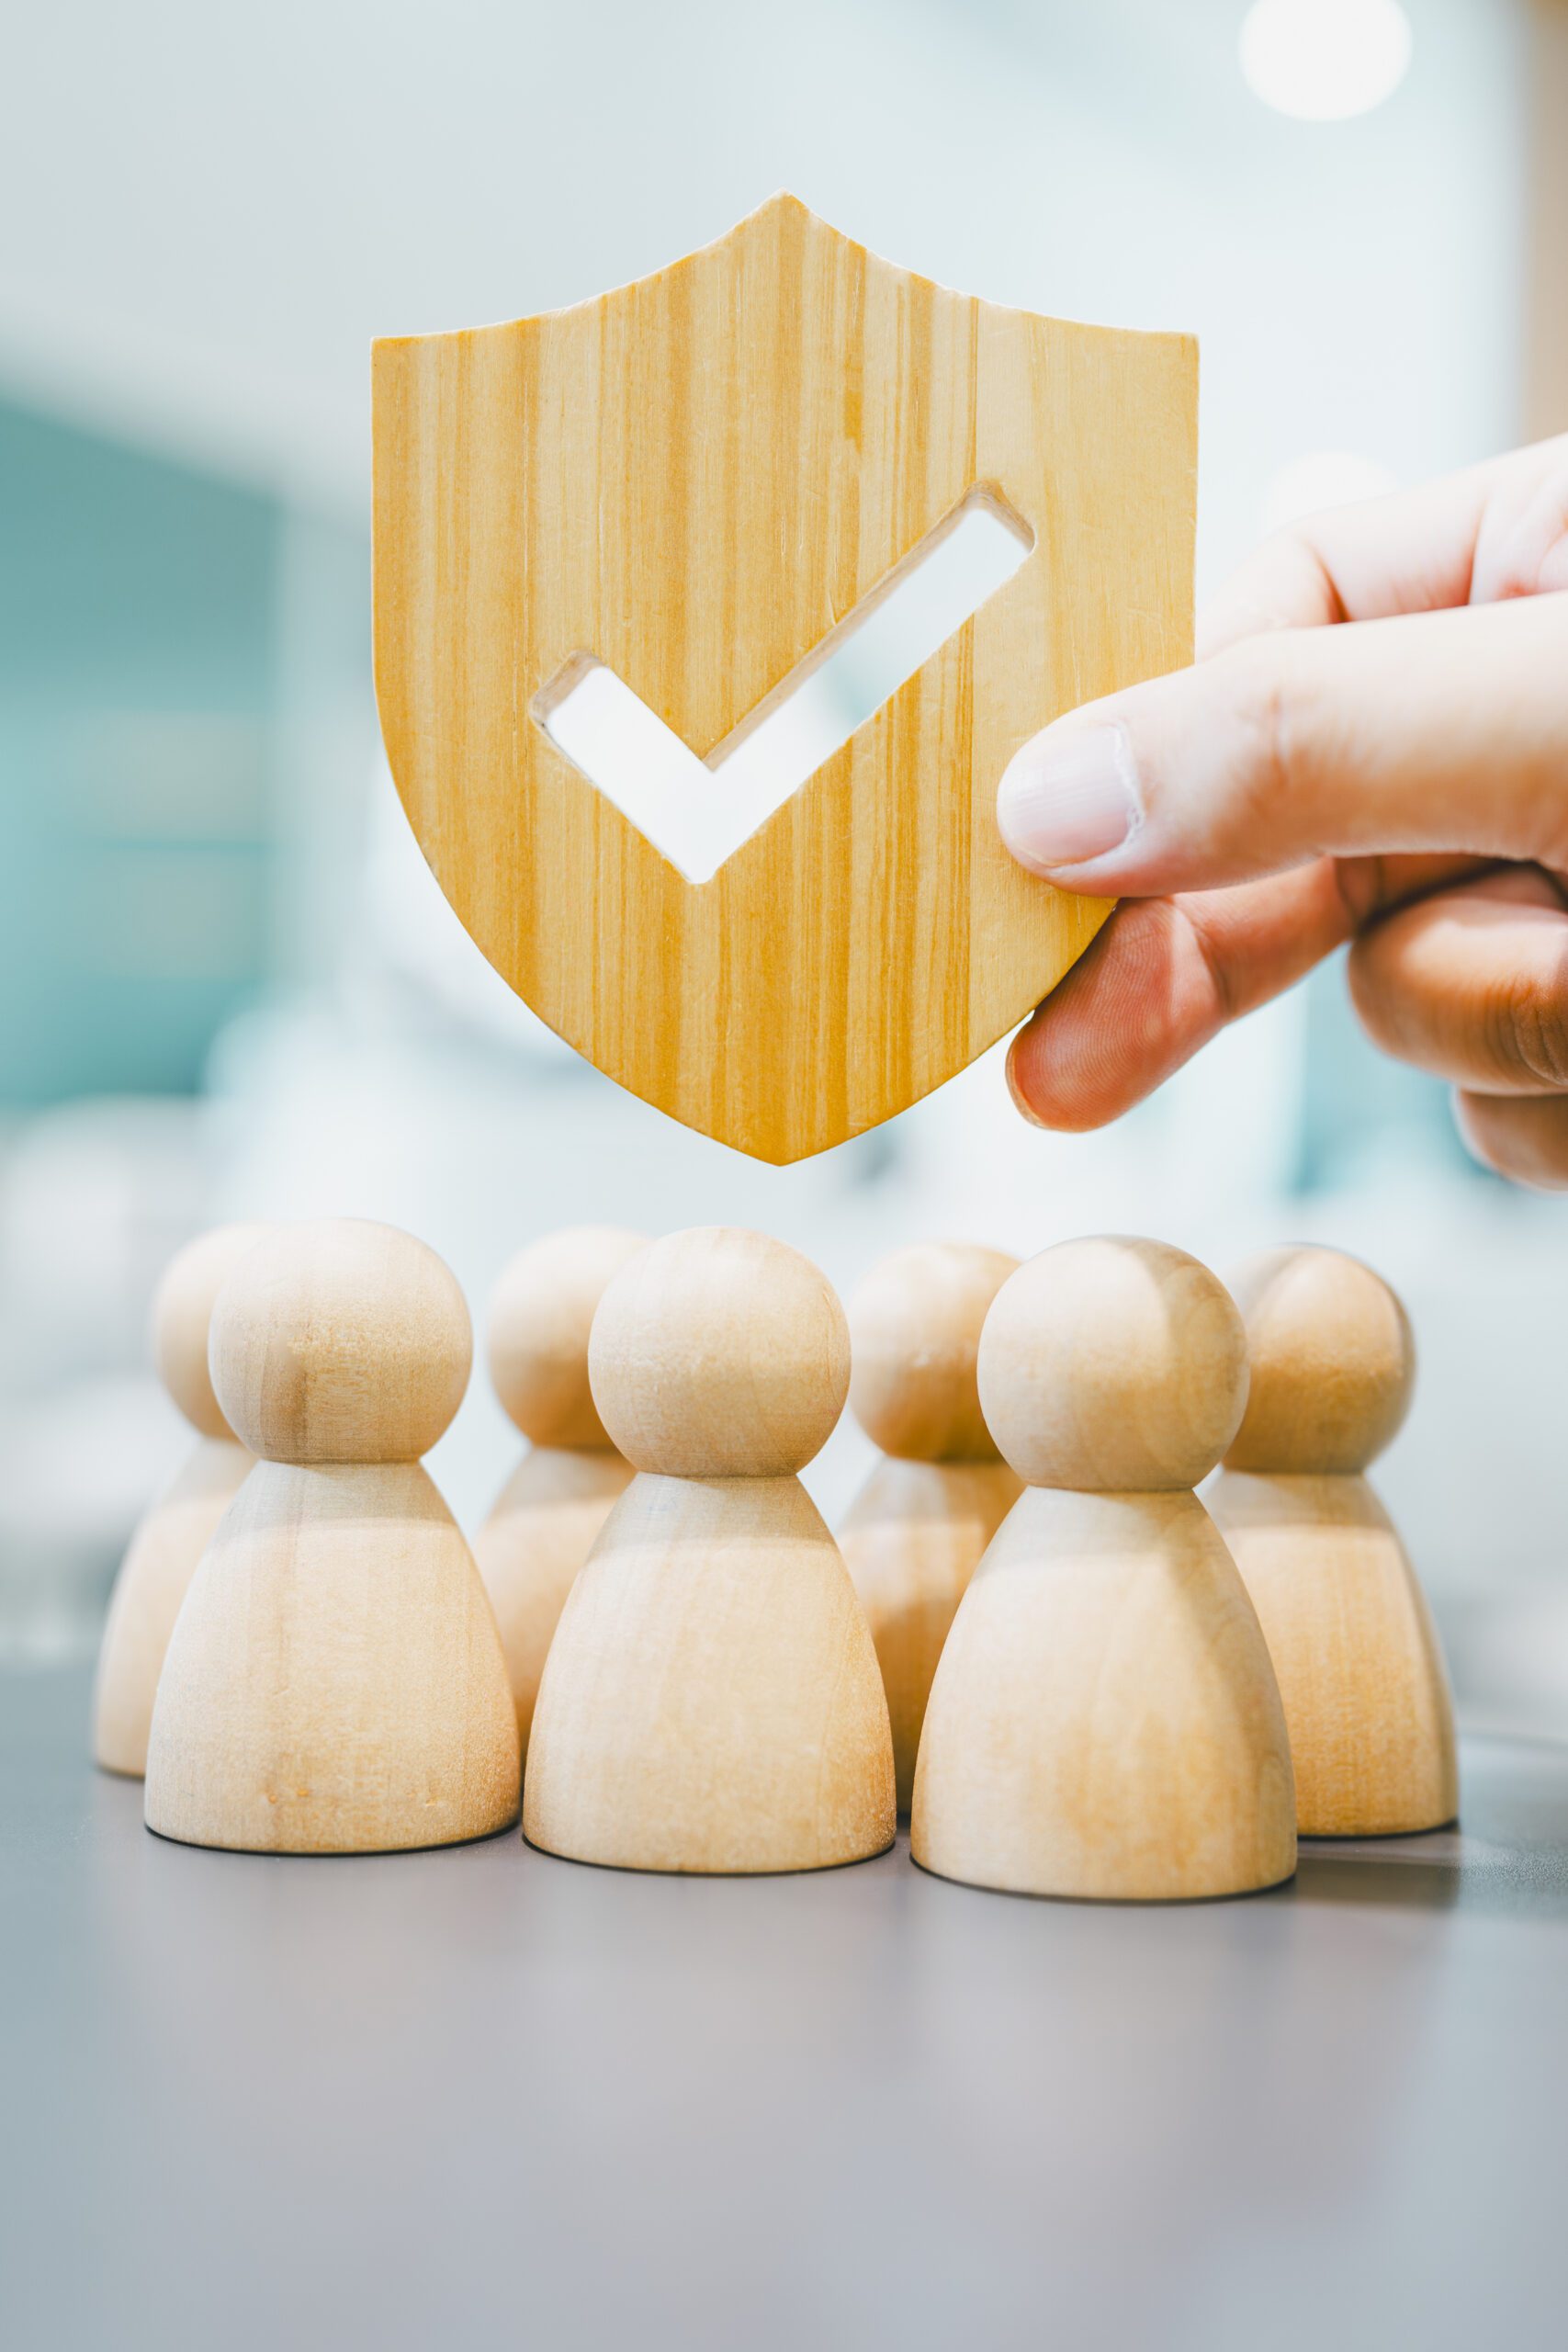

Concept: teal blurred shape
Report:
left=1296, top=946, right=1480, bottom=1191
left=0, top=394, right=281, bottom=1104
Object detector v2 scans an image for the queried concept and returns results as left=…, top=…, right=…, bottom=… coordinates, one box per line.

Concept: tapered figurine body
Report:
left=839, top=1243, right=1020, bottom=1813
left=1209, top=1246, right=1457, bottom=1837
left=474, top=1226, right=648, bottom=1758
left=913, top=1236, right=1296, bottom=1901
left=144, top=1218, right=520, bottom=1853
left=525, top=1226, right=895, bottom=1873
left=93, top=1222, right=268, bottom=1776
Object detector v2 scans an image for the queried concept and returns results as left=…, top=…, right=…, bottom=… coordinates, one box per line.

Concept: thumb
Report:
left=998, top=593, right=1568, bottom=897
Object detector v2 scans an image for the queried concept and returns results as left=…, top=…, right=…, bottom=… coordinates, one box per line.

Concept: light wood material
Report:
left=840, top=1457, right=1019, bottom=1815
left=840, top=1242, right=1020, bottom=1809
left=93, top=1437, right=252, bottom=1780
left=474, top=1227, right=648, bottom=1753
left=913, top=1238, right=1296, bottom=1901
left=144, top=1462, right=521, bottom=1854
left=1222, top=1246, right=1415, bottom=1476
left=209, top=1217, right=470, bottom=1464
left=1210, top=1247, right=1457, bottom=1838
left=977, top=1233, right=1256, bottom=1491
left=144, top=1220, right=519, bottom=1853
left=586, top=1224, right=851, bottom=1478
left=478, top=1450, right=633, bottom=1762
left=1207, top=1473, right=1457, bottom=1838
left=151, top=1222, right=272, bottom=1440
left=915, top=1487, right=1297, bottom=1900
left=373, top=192, right=1197, bottom=1163
left=847, top=1241, right=1021, bottom=1463
left=525, top=1228, right=895, bottom=1872
left=487, top=1226, right=649, bottom=1450
left=92, top=1222, right=267, bottom=1777
left=525, top=1473, right=897, bottom=1874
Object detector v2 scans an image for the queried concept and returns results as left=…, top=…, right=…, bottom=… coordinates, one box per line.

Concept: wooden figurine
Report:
left=913, top=1237, right=1296, bottom=1901
left=474, top=1225, right=649, bottom=1758
left=1209, top=1246, right=1458, bottom=1837
left=839, top=1242, right=1021, bottom=1813
left=144, top=1219, right=520, bottom=1853
left=92, top=1222, right=269, bottom=1777
left=524, top=1227, right=896, bottom=1873
left=373, top=192, right=1196, bottom=1162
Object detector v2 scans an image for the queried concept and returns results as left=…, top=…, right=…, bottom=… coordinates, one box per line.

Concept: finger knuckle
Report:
left=1486, top=968, right=1568, bottom=1089
left=1480, top=464, right=1568, bottom=600
left=1454, top=1092, right=1509, bottom=1177
left=1344, top=933, right=1399, bottom=1047
left=1335, top=855, right=1393, bottom=932
left=1223, top=637, right=1304, bottom=832
left=1457, top=1091, right=1568, bottom=1192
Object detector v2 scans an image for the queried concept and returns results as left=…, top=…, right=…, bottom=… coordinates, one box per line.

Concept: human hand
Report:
left=998, top=437, right=1568, bottom=1185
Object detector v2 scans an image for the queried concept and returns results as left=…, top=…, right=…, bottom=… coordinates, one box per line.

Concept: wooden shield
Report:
left=372, top=194, right=1195, bottom=1163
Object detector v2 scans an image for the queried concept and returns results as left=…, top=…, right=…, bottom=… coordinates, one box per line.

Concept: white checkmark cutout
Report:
left=533, top=490, right=1032, bottom=885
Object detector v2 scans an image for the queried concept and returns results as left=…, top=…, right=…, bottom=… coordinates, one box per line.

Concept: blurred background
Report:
left=2, top=0, right=1564, bottom=1726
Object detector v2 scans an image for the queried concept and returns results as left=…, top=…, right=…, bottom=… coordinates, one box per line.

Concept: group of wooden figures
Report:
left=92, top=1216, right=1457, bottom=1900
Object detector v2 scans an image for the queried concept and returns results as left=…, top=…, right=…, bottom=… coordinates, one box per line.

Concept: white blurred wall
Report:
left=0, top=0, right=1525, bottom=570
left=3, top=0, right=1562, bottom=1727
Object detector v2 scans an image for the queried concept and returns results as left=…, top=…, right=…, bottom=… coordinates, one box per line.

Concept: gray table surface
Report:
left=6, top=1668, right=1568, bottom=2352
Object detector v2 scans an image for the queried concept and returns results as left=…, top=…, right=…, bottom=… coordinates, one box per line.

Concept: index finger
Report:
left=1008, top=854, right=1490, bottom=1132
left=1198, top=435, right=1568, bottom=659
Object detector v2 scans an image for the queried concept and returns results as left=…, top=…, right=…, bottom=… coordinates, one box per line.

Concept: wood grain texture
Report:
left=487, top=1226, right=650, bottom=1451
left=1207, top=1472, right=1457, bottom=1838
left=143, top=1220, right=519, bottom=1853
left=912, top=1487, right=1296, bottom=1901
left=373, top=192, right=1196, bottom=1162
left=476, top=1226, right=648, bottom=1753
left=524, top=1227, right=893, bottom=1871
left=1224, top=1247, right=1414, bottom=1477
left=209, top=1219, right=470, bottom=1466
left=840, top=1456, right=1019, bottom=1814
left=92, top=1221, right=268, bottom=1777
left=840, top=1239, right=1020, bottom=1807
left=475, top=1445, right=634, bottom=1757
left=92, top=1437, right=251, bottom=1778
left=978, top=1235, right=1250, bottom=1491
left=1214, top=1245, right=1455, bottom=1837
left=524, top=1473, right=895, bottom=1874
left=911, top=1238, right=1295, bottom=1901
left=144, top=1462, right=520, bottom=1854
left=587, top=1225, right=850, bottom=1478
left=847, top=1240, right=1020, bottom=1464
left=150, top=1223, right=272, bottom=1440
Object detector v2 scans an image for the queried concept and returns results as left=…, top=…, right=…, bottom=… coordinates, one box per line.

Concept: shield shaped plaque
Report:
left=373, top=194, right=1195, bottom=1163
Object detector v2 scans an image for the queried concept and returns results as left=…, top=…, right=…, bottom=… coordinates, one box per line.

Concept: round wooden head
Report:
left=488, top=1226, right=650, bottom=1449
left=978, top=1236, right=1249, bottom=1491
left=1224, top=1246, right=1415, bottom=1475
left=848, top=1242, right=1019, bottom=1462
left=589, top=1226, right=849, bottom=1477
left=210, top=1218, right=471, bottom=1464
left=152, top=1223, right=271, bottom=1440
